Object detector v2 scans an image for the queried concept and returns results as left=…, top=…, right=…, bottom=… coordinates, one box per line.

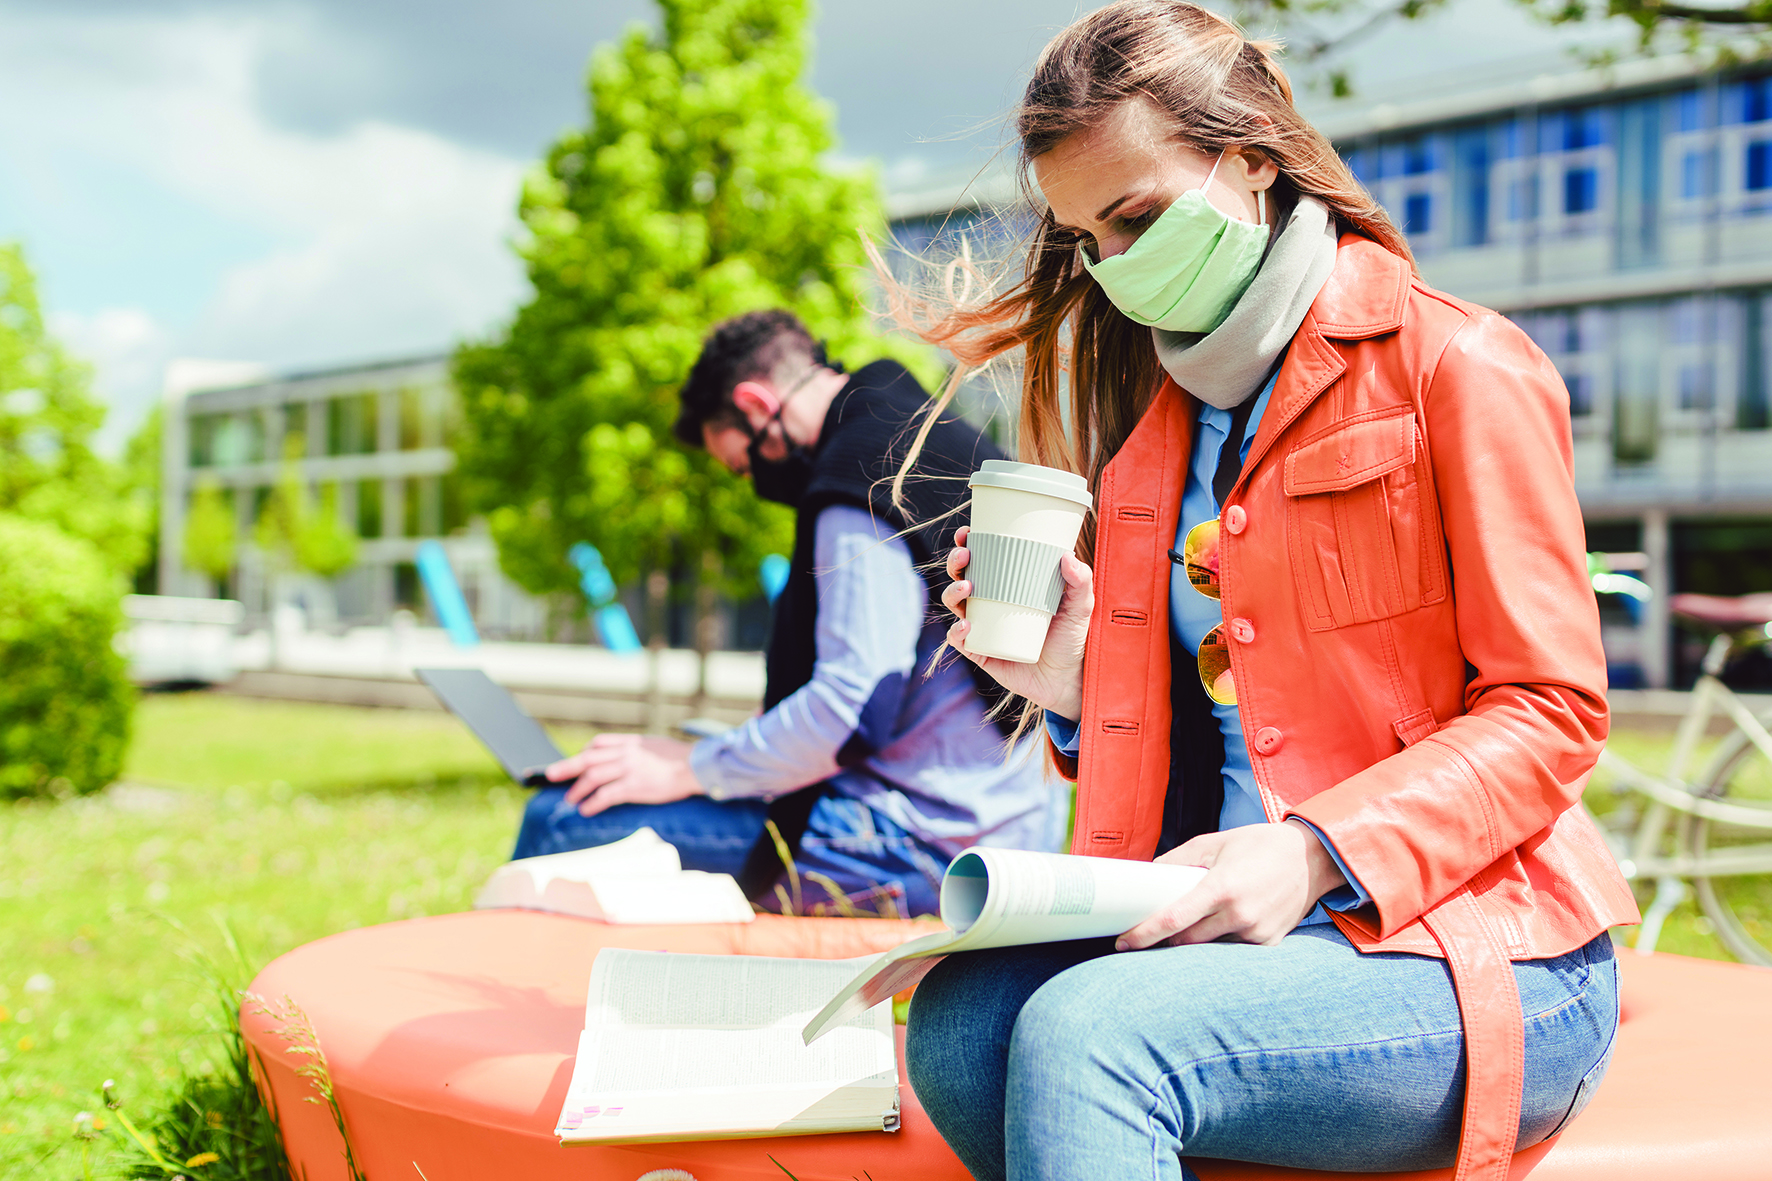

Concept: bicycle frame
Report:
left=1594, top=632, right=1772, bottom=953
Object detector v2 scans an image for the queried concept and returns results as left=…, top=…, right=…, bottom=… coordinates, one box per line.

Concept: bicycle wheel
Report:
left=1689, top=727, right=1772, bottom=966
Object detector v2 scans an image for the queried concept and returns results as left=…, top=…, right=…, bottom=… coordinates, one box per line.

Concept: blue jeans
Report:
left=512, top=789, right=953, bottom=916
left=906, top=925, right=1619, bottom=1181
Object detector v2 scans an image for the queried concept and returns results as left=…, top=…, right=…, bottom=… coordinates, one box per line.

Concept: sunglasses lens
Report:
left=1183, top=520, right=1221, bottom=601
left=1198, top=624, right=1236, bottom=706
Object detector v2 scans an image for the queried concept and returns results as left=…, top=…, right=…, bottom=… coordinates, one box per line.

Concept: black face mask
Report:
left=746, top=407, right=815, bottom=507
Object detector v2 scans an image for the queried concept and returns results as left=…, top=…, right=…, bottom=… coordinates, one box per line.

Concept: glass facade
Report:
left=1345, top=75, right=1772, bottom=268
left=1342, top=70, right=1772, bottom=483
left=1325, top=68, right=1772, bottom=685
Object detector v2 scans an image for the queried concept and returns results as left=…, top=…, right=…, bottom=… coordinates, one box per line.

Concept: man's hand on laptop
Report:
left=545, top=734, right=704, bottom=817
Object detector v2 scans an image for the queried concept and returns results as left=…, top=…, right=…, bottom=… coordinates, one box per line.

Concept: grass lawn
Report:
left=0, top=693, right=1758, bottom=1178
left=0, top=692, right=593, bottom=1180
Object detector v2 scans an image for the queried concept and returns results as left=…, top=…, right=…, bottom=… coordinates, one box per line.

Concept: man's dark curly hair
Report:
left=673, top=309, right=838, bottom=448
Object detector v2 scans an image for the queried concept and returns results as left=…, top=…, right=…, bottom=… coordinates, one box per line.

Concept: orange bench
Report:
left=241, top=910, right=1772, bottom=1181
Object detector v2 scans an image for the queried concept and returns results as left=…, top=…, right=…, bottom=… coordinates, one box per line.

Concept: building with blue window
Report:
left=1315, top=56, right=1772, bottom=688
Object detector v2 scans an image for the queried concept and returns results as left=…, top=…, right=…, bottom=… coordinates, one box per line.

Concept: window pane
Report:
left=1508, top=176, right=1538, bottom=221
left=1404, top=192, right=1433, bottom=234
left=1565, top=372, right=1593, bottom=417
left=1747, top=77, right=1772, bottom=124
left=1677, top=89, right=1704, bottom=133
left=1564, top=167, right=1599, bottom=214
left=1403, top=136, right=1439, bottom=175
left=1682, top=150, right=1706, bottom=199
left=1749, top=141, right=1772, bottom=191
left=357, top=478, right=382, bottom=538
left=1679, top=364, right=1714, bottom=410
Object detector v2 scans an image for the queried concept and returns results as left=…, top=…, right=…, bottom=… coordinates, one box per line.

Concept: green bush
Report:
left=0, top=513, right=133, bottom=797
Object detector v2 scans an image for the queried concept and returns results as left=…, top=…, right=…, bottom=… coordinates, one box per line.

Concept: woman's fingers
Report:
left=945, top=543, right=971, bottom=582
left=940, top=578, right=972, bottom=617
left=1118, top=882, right=1221, bottom=950
left=1051, top=555, right=1095, bottom=621
left=946, top=618, right=979, bottom=663
left=1117, top=837, right=1227, bottom=950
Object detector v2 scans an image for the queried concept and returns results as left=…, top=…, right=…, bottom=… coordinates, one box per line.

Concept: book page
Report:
left=560, top=950, right=896, bottom=1143
left=586, top=950, right=876, bottom=1030
left=802, top=850, right=1206, bottom=1043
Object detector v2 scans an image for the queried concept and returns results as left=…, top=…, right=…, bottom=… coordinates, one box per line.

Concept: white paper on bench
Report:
left=556, top=949, right=897, bottom=1143
left=475, top=826, right=754, bottom=924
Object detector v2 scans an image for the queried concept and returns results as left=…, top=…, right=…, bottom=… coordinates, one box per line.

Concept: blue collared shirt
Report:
left=1048, top=370, right=1370, bottom=922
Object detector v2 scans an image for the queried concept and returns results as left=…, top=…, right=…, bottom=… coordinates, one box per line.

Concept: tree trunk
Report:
left=645, top=565, right=670, bottom=734
left=692, top=549, right=720, bottom=717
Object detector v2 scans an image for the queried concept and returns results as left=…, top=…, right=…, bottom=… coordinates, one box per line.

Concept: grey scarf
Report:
left=1151, top=195, right=1339, bottom=410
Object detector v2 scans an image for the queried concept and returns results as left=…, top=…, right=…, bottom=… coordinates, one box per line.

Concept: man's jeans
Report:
left=512, top=788, right=952, bottom=916
left=906, top=924, right=1619, bottom=1181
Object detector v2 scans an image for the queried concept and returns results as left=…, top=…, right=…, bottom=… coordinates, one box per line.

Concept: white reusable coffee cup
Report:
left=962, top=459, right=1093, bottom=663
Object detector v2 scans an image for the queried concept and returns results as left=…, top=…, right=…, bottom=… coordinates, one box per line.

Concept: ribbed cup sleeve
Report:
left=965, top=531, right=1067, bottom=614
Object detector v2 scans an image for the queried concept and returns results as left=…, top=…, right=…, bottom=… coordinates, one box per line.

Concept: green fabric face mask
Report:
left=1082, top=152, right=1270, bottom=335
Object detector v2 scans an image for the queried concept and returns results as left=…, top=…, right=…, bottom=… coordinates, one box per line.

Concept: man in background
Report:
left=512, top=309, right=1066, bottom=915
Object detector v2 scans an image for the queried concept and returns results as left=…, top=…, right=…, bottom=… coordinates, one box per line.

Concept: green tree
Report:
left=454, top=0, right=934, bottom=646
left=184, top=476, right=238, bottom=594
left=0, top=514, right=133, bottom=798
left=253, top=436, right=359, bottom=582
left=0, top=242, right=148, bottom=573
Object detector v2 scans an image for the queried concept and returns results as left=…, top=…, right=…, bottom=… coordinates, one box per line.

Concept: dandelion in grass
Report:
left=185, top=1151, right=220, bottom=1166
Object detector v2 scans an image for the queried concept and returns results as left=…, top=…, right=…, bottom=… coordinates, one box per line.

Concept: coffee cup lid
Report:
left=969, top=460, right=1092, bottom=509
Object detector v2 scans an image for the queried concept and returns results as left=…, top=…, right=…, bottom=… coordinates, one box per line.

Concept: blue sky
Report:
left=0, top=0, right=1621, bottom=452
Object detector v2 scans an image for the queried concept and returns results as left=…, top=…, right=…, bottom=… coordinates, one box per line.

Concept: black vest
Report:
left=762, top=359, right=1016, bottom=739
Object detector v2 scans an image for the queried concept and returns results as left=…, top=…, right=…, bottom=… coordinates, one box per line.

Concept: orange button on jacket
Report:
left=1056, top=233, right=1640, bottom=1181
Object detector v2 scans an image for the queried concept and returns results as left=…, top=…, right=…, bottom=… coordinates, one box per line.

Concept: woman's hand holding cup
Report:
left=943, top=525, right=1093, bottom=721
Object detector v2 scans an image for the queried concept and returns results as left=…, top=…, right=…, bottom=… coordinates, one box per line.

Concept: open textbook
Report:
left=556, top=949, right=898, bottom=1144
left=475, top=827, right=754, bottom=925
left=803, top=848, right=1208, bottom=1044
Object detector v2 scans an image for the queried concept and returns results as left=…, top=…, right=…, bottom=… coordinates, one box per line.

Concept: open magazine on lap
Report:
left=802, top=848, right=1207, bottom=1044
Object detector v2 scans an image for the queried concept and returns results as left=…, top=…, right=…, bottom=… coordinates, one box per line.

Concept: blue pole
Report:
left=570, top=542, right=642, bottom=654
left=415, top=539, right=480, bottom=647
left=760, top=553, right=790, bottom=604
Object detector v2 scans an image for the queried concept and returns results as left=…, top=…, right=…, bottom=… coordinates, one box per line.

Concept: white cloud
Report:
left=183, top=117, right=528, bottom=368
left=49, top=306, right=172, bottom=455
left=0, top=6, right=530, bottom=425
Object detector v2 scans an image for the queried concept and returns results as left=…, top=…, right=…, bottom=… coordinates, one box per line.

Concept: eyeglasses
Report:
left=1173, top=518, right=1236, bottom=707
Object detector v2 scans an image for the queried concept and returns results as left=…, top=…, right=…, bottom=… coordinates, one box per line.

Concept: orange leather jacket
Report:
left=1058, top=234, right=1639, bottom=1181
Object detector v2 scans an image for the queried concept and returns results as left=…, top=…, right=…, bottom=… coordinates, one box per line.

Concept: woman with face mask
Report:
left=900, top=4, right=1638, bottom=1179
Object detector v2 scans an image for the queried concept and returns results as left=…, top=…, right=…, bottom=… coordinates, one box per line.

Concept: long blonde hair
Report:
left=889, top=0, right=1411, bottom=566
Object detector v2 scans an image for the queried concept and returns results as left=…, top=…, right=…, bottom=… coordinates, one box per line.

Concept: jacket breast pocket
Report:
left=1283, top=407, right=1447, bottom=631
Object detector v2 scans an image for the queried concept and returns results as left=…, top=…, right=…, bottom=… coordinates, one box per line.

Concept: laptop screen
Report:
left=415, top=668, right=564, bottom=786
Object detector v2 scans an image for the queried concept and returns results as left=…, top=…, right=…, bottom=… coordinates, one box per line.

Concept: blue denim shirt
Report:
left=1047, top=372, right=1369, bottom=921
left=693, top=504, right=1068, bottom=859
